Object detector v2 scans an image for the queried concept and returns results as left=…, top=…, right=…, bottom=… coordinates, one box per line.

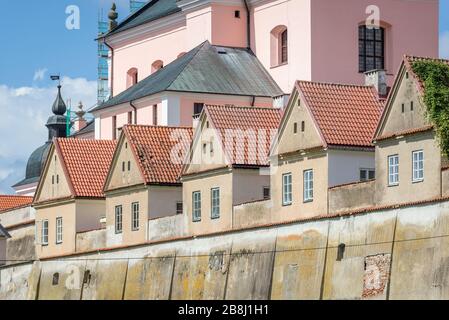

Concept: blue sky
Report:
left=0, top=0, right=447, bottom=194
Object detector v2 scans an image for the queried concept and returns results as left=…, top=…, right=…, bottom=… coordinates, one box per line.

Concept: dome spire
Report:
left=52, top=85, right=67, bottom=115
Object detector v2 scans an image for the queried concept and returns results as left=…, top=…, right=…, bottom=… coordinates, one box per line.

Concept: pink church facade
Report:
left=93, top=0, right=439, bottom=141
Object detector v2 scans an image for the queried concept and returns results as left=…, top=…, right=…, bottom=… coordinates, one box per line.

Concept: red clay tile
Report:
left=0, top=195, right=33, bottom=213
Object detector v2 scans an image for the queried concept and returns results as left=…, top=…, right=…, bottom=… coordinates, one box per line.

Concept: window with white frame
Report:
left=282, top=173, right=292, bottom=206
left=211, top=188, right=220, bottom=219
left=193, top=191, right=201, bottom=222
left=388, top=155, right=399, bottom=186
left=132, top=202, right=140, bottom=231
left=412, top=150, right=424, bottom=182
left=56, top=217, right=63, bottom=244
left=115, top=205, right=123, bottom=234
left=303, top=170, right=314, bottom=202
left=42, top=220, right=49, bottom=246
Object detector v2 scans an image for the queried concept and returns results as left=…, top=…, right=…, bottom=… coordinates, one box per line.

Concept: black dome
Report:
left=13, top=142, right=51, bottom=188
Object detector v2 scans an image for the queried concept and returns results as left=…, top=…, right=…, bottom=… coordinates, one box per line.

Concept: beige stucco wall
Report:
left=35, top=199, right=105, bottom=259
left=76, top=229, right=107, bottom=252
left=183, top=170, right=233, bottom=236
left=0, top=239, right=6, bottom=266
left=328, top=181, right=376, bottom=214
left=35, top=201, right=76, bottom=259
left=276, top=91, right=323, bottom=156
left=271, top=150, right=328, bottom=222
left=233, top=200, right=272, bottom=229
left=233, top=168, right=270, bottom=205
left=106, top=187, right=149, bottom=247
left=148, top=186, right=182, bottom=220
left=185, top=117, right=228, bottom=175
left=35, top=148, right=71, bottom=203
left=106, top=136, right=144, bottom=191
left=5, top=226, right=36, bottom=264
left=0, top=206, right=35, bottom=228
left=380, top=69, right=429, bottom=137
left=442, top=169, right=449, bottom=198
left=375, top=131, right=442, bottom=206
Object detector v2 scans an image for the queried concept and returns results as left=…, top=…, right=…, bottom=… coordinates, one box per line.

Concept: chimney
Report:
left=73, top=102, right=87, bottom=132
left=365, top=69, right=387, bottom=97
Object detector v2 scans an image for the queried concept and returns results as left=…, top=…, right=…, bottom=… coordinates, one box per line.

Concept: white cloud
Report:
left=33, top=68, right=48, bottom=82
left=440, top=31, right=449, bottom=59
left=0, top=77, right=97, bottom=194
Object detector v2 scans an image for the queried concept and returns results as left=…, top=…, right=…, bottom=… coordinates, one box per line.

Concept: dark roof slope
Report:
left=93, top=41, right=283, bottom=112
left=103, top=0, right=181, bottom=38
left=71, top=120, right=95, bottom=138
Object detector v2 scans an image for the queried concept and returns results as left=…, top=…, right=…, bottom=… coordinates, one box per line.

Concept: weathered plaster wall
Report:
left=3, top=200, right=449, bottom=300
left=76, top=229, right=107, bottom=253
left=328, top=181, right=376, bottom=214
left=6, top=226, right=36, bottom=265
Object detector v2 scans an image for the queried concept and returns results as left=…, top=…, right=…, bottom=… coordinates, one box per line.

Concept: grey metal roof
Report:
left=0, top=224, right=11, bottom=239
left=71, top=120, right=95, bottom=137
left=103, top=0, right=181, bottom=38
left=12, top=142, right=51, bottom=188
left=93, top=41, right=283, bottom=112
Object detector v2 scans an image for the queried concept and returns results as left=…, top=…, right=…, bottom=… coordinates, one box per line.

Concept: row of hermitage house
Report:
left=31, top=55, right=449, bottom=259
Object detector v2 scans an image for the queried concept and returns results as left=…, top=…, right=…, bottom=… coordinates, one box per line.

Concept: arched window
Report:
left=151, top=60, right=164, bottom=73
left=270, top=25, right=288, bottom=67
left=126, top=68, right=138, bottom=88
left=358, top=25, right=385, bottom=73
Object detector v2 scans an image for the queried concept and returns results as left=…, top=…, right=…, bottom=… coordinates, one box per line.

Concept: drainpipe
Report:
left=103, top=38, right=114, bottom=98
left=130, top=100, right=138, bottom=124
left=243, top=0, right=251, bottom=49
left=250, top=96, right=255, bottom=106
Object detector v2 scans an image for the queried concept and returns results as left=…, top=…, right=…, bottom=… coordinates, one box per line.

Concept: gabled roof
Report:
left=186, top=105, right=281, bottom=171
left=92, top=41, right=283, bottom=112
left=102, top=0, right=181, bottom=38
left=0, top=195, right=33, bottom=214
left=35, top=139, right=117, bottom=201
left=373, top=55, right=449, bottom=140
left=294, top=81, right=384, bottom=148
left=116, top=125, right=193, bottom=185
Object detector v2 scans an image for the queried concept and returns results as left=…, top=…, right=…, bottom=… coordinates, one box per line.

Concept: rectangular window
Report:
left=132, top=202, right=140, bottom=231
left=211, top=188, right=220, bottom=219
left=388, top=155, right=399, bottom=186
left=194, top=103, right=204, bottom=116
left=360, top=168, right=375, bottom=181
left=112, top=116, right=117, bottom=140
left=176, top=202, right=183, bottom=215
left=56, top=217, right=63, bottom=244
left=42, top=220, right=49, bottom=246
left=263, top=186, right=270, bottom=200
left=293, top=122, right=298, bottom=134
left=282, top=173, right=292, bottom=206
left=412, top=150, right=424, bottom=182
left=359, top=26, right=384, bottom=73
left=303, top=170, right=314, bottom=202
left=115, top=205, right=123, bottom=234
left=153, top=105, right=158, bottom=125
left=193, top=191, right=201, bottom=222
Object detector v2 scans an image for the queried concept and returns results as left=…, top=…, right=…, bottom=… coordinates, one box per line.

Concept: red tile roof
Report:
left=205, top=105, right=282, bottom=166
left=296, top=81, right=384, bottom=148
left=55, top=138, right=117, bottom=198
left=123, top=125, right=193, bottom=184
left=0, top=195, right=33, bottom=213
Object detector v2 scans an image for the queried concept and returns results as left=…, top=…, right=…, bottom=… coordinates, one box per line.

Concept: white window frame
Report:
left=412, top=150, right=424, bottom=183
left=56, top=217, right=63, bottom=244
left=115, top=205, right=123, bottom=234
left=193, top=191, right=201, bottom=222
left=388, top=155, right=399, bottom=186
left=211, top=188, right=220, bottom=219
left=282, top=173, right=292, bottom=206
left=42, top=220, right=49, bottom=246
left=303, top=169, right=314, bottom=202
left=132, top=202, right=140, bottom=231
